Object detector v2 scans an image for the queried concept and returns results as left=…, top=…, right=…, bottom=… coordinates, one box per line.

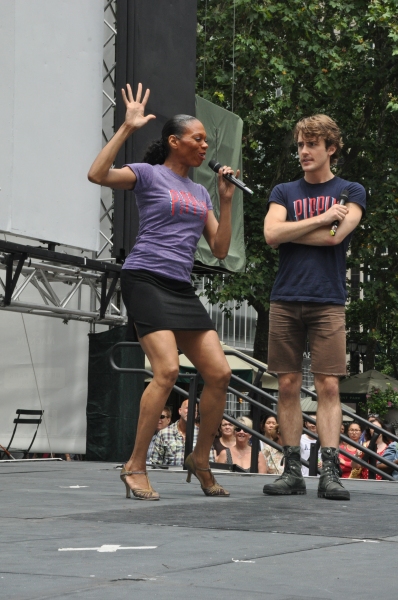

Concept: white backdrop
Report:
left=0, top=0, right=103, bottom=251
left=0, top=282, right=107, bottom=454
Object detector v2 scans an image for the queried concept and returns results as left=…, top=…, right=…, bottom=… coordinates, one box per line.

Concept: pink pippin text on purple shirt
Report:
left=293, top=196, right=338, bottom=221
left=169, top=189, right=209, bottom=222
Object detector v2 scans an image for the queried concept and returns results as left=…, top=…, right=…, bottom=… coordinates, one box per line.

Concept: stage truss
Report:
left=0, top=1, right=121, bottom=329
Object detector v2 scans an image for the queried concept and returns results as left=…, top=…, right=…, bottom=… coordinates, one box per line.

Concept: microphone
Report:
left=330, top=188, right=349, bottom=236
left=208, top=159, right=253, bottom=195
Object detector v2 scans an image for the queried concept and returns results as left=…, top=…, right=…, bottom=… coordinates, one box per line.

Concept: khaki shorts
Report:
left=268, top=301, right=347, bottom=376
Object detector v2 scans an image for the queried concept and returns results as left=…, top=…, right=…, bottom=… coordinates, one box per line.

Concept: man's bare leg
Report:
left=277, top=372, right=303, bottom=446
left=314, top=374, right=341, bottom=448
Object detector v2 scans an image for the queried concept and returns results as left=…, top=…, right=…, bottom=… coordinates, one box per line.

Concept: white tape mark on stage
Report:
left=59, top=545, right=157, bottom=553
left=59, top=485, right=89, bottom=488
left=232, top=558, right=255, bottom=563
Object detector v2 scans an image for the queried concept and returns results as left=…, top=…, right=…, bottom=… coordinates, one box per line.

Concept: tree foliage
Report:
left=196, top=0, right=398, bottom=368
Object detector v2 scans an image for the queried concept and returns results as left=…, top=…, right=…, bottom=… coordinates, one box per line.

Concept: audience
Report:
left=339, top=421, right=363, bottom=478
left=216, top=416, right=267, bottom=473
left=300, top=415, right=321, bottom=476
left=146, top=406, right=172, bottom=463
left=149, top=399, right=214, bottom=466
left=213, top=418, right=236, bottom=456
left=148, top=400, right=398, bottom=481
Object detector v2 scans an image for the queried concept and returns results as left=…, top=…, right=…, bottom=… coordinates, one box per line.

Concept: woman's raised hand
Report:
left=121, top=83, right=156, bottom=131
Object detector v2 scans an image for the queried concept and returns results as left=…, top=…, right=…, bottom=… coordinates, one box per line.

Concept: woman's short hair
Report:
left=293, top=114, right=344, bottom=164
left=143, top=114, right=198, bottom=165
left=236, top=416, right=253, bottom=430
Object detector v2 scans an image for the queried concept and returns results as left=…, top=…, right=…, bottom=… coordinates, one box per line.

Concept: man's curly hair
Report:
left=293, top=114, right=344, bottom=164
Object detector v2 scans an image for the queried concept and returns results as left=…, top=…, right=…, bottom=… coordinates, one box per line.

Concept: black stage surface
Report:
left=1, top=461, right=397, bottom=599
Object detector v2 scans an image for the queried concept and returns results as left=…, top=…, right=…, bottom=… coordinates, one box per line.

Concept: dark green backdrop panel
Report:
left=86, top=326, right=144, bottom=462
left=193, top=95, right=246, bottom=273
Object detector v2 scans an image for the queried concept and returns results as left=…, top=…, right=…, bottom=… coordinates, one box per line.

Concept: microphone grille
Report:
left=340, top=188, right=350, bottom=202
left=208, top=159, right=221, bottom=172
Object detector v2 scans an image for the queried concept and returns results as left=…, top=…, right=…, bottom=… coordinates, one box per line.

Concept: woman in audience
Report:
left=259, top=415, right=278, bottom=453
left=376, top=424, right=398, bottom=479
left=217, top=416, right=267, bottom=473
left=361, top=420, right=394, bottom=480
left=262, top=424, right=284, bottom=475
left=339, top=421, right=363, bottom=478
left=213, top=418, right=236, bottom=456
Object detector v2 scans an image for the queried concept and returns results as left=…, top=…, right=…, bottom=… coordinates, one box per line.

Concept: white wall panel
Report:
left=0, top=0, right=103, bottom=250
left=0, top=286, right=102, bottom=454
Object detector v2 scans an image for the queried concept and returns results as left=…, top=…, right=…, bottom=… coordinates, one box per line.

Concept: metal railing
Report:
left=110, top=342, right=398, bottom=480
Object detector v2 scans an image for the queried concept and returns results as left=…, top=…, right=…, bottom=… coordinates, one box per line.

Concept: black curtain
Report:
left=113, top=0, right=198, bottom=261
left=86, top=326, right=145, bottom=462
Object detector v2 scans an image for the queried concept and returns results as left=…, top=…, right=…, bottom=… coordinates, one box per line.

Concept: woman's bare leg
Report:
left=124, top=330, right=179, bottom=491
left=175, top=330, right=231, bottom=489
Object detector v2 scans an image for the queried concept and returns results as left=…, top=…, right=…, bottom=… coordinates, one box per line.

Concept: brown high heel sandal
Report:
left=120, top=467, right=160, bottom=501
left=184, top=453, right=230, bottom=497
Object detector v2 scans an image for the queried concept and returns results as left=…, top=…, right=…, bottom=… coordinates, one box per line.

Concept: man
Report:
left=263, top=114, right=366, bottom=501
left=146, top=406, right=172, bottom=463
left=150, top=399, right=215, bottom=466
left=300, top=415, right=320, bottom=477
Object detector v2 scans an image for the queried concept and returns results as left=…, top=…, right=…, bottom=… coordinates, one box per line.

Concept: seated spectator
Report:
left=359, top=413, right=378, bottom=444
left=377, top=427, right=398, bottom=479
left=361, top=418, right=391, bottom=480
left=300, top=415, right=321, bottom=477
left=146, top=406, right=172, bottom=463
left=259, top=415, right=278, bottom=451
left=216, top=416, right=267, bottom=473
left=149, top=399, right=214, bottom=466
left=262, top=424, right=284, bottom=475
left=213, top=418, right=236, bottom=456
left=339, top=421, right=363, bottom=478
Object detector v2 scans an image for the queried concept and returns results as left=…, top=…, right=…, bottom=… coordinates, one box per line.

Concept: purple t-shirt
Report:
left=122, top=163, right=213, bottom=282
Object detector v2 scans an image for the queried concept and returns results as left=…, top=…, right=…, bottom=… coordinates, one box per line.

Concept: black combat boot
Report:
left=318, top=447, right=350, bottom=500
left=263, top=446, right=306, bottom=495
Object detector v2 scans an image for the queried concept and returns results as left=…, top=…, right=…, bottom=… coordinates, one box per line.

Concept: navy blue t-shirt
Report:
left=268, top=177, right=366, bottom=305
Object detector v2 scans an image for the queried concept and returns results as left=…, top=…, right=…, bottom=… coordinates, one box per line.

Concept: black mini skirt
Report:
left=120, top=269, right=216, bottom=340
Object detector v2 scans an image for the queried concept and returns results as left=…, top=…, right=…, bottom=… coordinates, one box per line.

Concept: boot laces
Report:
left=323, top=455, right=341, bottom=482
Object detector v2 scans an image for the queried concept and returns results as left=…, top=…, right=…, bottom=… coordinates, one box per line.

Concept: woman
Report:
left=376, top=424, right=398, bottom=479
left=216, top=417, right=267, bottom=473
left=361, top=419, right=391, bottom=480
left=88, top=83, right=238, bottom=500
left=339, top=422, right=363, bottom=478
left=213, top=418, right=236, bottom=456
left=259, top=415, right=278, bottom=451
left=262, top=424, right=284, bottom=475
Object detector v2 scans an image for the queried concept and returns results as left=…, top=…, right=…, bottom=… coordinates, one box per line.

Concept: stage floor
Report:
left=1, top=461, right=397, bottom=599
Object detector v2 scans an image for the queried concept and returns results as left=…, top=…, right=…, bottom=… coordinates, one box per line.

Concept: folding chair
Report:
left=1, top=409, right=44, bottom=459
